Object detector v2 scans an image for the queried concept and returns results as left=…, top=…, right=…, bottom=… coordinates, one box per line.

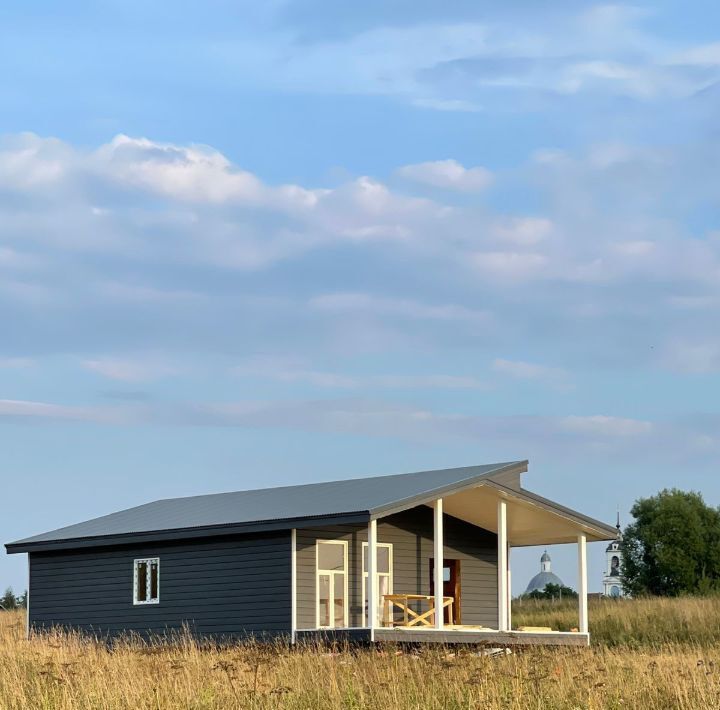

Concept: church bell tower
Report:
left=602, top=511, right=624, bottom=597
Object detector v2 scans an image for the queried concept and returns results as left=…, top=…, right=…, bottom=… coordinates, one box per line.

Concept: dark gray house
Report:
left=5, top=461, right=617, bottom=645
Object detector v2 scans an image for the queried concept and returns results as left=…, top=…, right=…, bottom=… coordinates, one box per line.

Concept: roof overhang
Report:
left=4, top=511, right=372, bottom=554
left=373, top=477, right=617, bottom=545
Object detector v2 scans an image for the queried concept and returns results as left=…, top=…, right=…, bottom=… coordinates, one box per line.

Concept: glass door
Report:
left=316, top=541, right=348, bottom=628
left=363, top=542, right=393, bottom=626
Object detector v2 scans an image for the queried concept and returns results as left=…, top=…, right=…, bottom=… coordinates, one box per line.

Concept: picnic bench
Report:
left=382, top=594, right=454, bottom=627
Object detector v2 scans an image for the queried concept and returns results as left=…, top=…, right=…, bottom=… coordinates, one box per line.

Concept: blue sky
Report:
left=2, top=1, right=720, bottom=596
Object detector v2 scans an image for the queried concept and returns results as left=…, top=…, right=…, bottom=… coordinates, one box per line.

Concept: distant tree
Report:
left=525, top=583, right=578, bottom=600
left=621, top=489, right=720, bottom=596
left=16, top=590, right=28, bottom=609
left=0, top=587, right=17, bottom=610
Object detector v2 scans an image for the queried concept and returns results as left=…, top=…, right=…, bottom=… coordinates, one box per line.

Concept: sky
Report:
left=2, top=0, right=720, bottom=597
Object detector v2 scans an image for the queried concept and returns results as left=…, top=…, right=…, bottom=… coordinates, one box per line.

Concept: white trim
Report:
left=433, top=498, right=444, bottom=630
left=133, top=557, right=160, bottom=605
left=578, top=534, right=588, bottom=634
left=315, top=540, right=349, bottom=629
left=362, top=541, right=393, bottom=629
left=497, top=499, right=508, bottom=631
left=506, top=544, right=512, bottom=631
left=367, top=520, right=377, bottom=640
left=291, top=529, right=297, bottom=644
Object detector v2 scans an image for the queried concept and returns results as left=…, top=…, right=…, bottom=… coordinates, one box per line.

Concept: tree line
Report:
left=0, top=587, right=27, bottom=610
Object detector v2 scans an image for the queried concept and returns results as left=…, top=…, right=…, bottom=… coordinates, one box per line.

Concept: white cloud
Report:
left=493, top=217, right=553, bottom=246
left=2, top=394, right=713, bottom=470
left=0, top=398, right=116, bottom=423
left=232, top=358, right=487, bottom=390
left=492, top=358, right=567, bottom=382
left=82, top=357, right=182, bottom=382
left=0, top=358, right=33, bottom=368
left=396, top=159, right=493, bottom=192
left=560, top=415, right=653, bottom=437
left=470, top=251, right=548, bottom=280
left=309, top=292, right=489, bottom=324
left=660, top=341, right=720, bottom=374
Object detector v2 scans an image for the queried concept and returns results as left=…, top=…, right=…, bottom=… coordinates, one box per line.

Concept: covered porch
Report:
left=361, top=481, right=609, bottom=646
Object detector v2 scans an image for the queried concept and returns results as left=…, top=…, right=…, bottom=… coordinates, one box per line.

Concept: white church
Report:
left=524, top=513, right=626, bottom=597
left=602, top=513, right=625, bottom=597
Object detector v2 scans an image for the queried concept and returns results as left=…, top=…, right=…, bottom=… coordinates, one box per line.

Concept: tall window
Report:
left=362, top=542, right=393, bottom=626
left=316, top=541, right=347, bottom=628
left=134, top=558, right=160, bottom=605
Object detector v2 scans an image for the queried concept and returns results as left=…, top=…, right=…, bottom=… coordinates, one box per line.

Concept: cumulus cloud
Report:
left=396, top=159, right=493, bottom=192
left=0, top=130, right=719, bottom=386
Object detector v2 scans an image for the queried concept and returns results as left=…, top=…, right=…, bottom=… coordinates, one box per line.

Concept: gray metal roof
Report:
left=7, top=461, right=526, bottom=552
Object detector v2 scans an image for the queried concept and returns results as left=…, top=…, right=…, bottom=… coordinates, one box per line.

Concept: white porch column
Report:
left=433, top=499, right=444, bottom=630
left=578, top=533, right=588, bottom=634
left=367, top=519, right=377, bottom=639
left=506, top=544, right=512, bottom=631
left=497, top=499, right=509, bottom=631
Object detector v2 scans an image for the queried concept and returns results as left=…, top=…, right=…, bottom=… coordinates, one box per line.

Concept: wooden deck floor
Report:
left=374, top=627, right=590, bottom=646
left=296, top=628, right=590, bottom=647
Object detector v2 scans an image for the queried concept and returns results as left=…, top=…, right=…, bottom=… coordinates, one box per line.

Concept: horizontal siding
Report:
left=297, top=506, right=498, bottom=629
left=29, top=531, right=291, bottom=638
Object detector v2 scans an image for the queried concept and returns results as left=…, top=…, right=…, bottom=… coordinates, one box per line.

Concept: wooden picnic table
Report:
left=382, top=594, right=454, bottom=627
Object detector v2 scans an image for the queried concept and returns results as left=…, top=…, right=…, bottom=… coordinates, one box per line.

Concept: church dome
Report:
left=524, top=550, right=565, bottom=594
left=525, top=570, right=565, bottom=594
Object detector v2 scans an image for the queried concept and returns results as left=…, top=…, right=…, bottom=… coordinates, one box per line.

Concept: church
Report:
left=524, top=550, right=566, bottom=594
left=602, top=513, right=625, bottom=597
left=523, top=513, right=626, bottom=597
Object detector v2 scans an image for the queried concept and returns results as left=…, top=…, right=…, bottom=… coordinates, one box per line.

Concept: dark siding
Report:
left=29, top=531, right=291, bottom=639
left=297, top=506, right=498, bottom=629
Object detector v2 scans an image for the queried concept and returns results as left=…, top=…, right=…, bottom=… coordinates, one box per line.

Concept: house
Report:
left=5, top=460, right=618, bottom=646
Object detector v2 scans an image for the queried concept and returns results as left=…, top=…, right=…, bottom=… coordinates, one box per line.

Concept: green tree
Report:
left=621, top=489, right=720, bottom=596
left=525, top=583, right=578, bottom=600
left=0, top=587, right=17, bottom=610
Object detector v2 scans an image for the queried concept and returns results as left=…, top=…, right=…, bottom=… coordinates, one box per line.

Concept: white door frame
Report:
left=315, top=540, right=349, bottom=628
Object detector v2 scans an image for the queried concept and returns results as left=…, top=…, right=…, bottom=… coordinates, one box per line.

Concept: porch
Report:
left=291, top=469, right=615, bottom=647
left=295, top=627, right=590, bottom=647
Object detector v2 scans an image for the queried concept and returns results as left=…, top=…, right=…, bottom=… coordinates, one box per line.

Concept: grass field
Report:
left=3, top=597, right=720, bottom=708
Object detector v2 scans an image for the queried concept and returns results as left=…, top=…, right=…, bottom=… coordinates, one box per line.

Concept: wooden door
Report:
left=429, top=559, right=461, bottom=624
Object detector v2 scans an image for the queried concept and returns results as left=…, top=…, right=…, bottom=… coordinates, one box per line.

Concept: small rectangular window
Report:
left=134, top=558, right=160, bottom=604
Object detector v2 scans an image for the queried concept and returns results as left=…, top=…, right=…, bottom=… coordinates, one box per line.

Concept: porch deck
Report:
left=296, top=627, right=590, bottom=647
left=375, top=627, right=589, bottom=646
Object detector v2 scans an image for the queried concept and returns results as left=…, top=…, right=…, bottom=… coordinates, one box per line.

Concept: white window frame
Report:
left=133, top=557, right=160, bottom=605
left=315, top=540, right=349, bottom=629
left=362, top=542, right=393, bottom=626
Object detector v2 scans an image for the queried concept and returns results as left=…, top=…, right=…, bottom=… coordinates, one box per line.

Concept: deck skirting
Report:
left=295, top=627, right=590, bottom=647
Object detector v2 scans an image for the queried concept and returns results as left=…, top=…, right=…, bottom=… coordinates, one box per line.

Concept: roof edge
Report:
left=369, top=460, right=528, bottom=519
left=484, top=480, right=619, bottom=540
left=5, top=511, right=371, bottom=554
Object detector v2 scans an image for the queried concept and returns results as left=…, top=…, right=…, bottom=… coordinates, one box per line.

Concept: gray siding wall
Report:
left=297, top=506, right=498, bottom=629
left=29, top=531, right=291, bottom=638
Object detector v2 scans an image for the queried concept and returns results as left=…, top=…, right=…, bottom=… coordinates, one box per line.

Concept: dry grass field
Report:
left=3, top=597, right=720, bottom=709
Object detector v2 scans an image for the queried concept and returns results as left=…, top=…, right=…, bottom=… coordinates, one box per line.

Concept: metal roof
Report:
left=6, top=461, right=527, bottom=552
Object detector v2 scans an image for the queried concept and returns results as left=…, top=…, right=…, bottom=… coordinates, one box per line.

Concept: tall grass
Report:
left=3, top=599, right=720, bottom=709
left=513, top=595, right=720, bottom=647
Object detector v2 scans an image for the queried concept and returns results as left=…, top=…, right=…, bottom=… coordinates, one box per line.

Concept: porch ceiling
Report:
left=441, top=484, right=612, bottom=546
